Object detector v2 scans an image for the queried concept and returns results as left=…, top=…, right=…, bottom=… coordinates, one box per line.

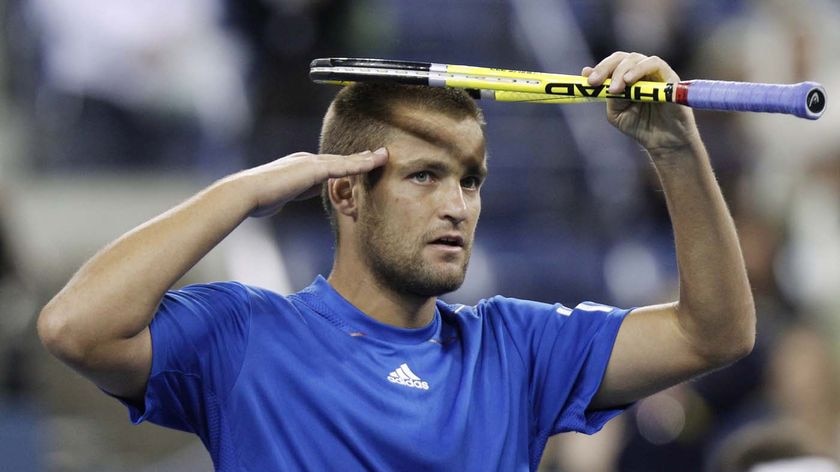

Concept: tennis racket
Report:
left=310, top=58, right=826, bottom=120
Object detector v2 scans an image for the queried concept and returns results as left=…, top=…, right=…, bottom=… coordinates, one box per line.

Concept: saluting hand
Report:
left=239, top=148, right=389, bottom=217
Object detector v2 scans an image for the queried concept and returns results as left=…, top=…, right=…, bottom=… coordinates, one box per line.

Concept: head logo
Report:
left=807, top=89, right=826, bottom=114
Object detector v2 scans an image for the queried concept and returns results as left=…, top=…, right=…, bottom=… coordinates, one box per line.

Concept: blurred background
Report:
left=1, top=0, right=839, bottom=470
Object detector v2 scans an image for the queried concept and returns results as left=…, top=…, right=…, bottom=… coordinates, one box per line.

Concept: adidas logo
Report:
left=387, top=363, right=430, bottom=390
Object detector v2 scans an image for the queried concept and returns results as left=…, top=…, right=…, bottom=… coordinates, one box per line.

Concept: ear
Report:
left=327, top=176, right=358, bottom=218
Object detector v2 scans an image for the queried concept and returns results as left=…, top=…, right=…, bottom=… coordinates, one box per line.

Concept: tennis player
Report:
left=38, top=52, right=755, bottom=470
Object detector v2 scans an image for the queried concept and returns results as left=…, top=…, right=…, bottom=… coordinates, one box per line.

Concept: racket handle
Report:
left=677, top=80, right=826, bottom=120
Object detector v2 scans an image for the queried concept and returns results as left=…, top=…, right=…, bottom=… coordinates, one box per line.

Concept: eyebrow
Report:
left=398, top=157, right=488, bottom=178
left=388, top=109, right=487, bottom=175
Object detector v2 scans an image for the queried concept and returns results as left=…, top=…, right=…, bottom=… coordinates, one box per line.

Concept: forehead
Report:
left=386, top=104, right=486, bottom=168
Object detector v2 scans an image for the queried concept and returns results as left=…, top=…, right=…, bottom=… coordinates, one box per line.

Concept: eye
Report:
left=461, top=176, right=482, bottom=190
left=411, top=171, right=433, bottom=183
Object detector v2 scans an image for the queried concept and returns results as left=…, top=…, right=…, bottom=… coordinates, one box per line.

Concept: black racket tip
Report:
left=806, top=85, right=827, bottom=117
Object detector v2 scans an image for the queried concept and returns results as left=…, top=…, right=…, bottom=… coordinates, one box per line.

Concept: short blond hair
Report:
left=318, top=83, right=485, bottom=233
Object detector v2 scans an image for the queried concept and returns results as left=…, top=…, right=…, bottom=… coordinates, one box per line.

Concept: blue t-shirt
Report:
left=125, top=276, right=629, bottom=471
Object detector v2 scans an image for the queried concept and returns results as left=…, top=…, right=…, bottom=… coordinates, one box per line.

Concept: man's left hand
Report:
left=582, top=52, right=701, bottom=155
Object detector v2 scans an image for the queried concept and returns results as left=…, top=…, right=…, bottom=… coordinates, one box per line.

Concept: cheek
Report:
left=377, top=197, right=423, bottom=234
left=470, top=198, right=481, bottom=223
left=391, top=195, right=428, bottom=218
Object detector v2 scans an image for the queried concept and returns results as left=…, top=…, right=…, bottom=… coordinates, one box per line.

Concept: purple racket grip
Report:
left=675, top=80, right=826, bottom=120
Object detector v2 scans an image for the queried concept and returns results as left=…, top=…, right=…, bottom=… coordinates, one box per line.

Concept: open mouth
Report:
left=430, top=235, right=464, bottom=248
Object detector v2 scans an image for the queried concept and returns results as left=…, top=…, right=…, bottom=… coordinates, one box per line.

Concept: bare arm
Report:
left=581, top=53, right=756, bottom=409
left=37, top=149, right=388, bottom=403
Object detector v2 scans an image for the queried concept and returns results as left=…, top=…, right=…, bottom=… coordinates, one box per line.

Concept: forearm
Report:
left=588, top=53, right=756, bottom=408
left=650, top=140, right=755, bottom=362
left=39, top=174, right=255, bottom=354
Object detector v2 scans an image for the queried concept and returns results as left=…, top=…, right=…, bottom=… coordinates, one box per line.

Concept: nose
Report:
left=438, top=179, right=469, bottom=225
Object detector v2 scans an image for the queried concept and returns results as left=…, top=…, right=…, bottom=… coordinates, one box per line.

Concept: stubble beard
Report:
left=357, top=209, right=471, bottom=298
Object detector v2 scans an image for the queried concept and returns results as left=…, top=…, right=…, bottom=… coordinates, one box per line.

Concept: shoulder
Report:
left=437, top=295, right=552, bottom=313
left=438, top=295, right=627, bottom=330
left=479, top=296, right=626, bottom=319
left=435, top=296, right=563, bottom=335
left=166, top=281, right=288, bottom=305
left=151, top=282, right=302, bottom=359
left=440, top=295, right=566, bottom=320
left=437, top=295, right=556, bottom=317
left=158, top=281, right=298, bottom=328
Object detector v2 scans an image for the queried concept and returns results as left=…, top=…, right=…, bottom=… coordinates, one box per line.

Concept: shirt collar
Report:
left=302, top=275, right=441, bottom=344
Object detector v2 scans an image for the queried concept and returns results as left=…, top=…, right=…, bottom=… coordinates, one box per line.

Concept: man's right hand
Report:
left=242, top=148, right=389, bottom=217
left=37, top=147, right=388, bottom=403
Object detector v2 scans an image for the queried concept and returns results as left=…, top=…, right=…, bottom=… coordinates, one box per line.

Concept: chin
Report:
left=406, top=282, right=462, bottom=298
left=405, top=270, right=467, bottom=297
left=366, top=245, right=471, bottom=297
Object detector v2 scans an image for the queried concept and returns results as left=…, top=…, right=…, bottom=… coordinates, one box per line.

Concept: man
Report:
left=38, top=52, right=755, bottom=470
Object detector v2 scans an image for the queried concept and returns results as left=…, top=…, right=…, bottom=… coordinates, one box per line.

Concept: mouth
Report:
left=428, top=234, right=465, bottom=250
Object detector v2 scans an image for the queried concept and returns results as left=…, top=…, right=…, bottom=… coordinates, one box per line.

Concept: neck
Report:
left=327, top=260, right=437, bottom=329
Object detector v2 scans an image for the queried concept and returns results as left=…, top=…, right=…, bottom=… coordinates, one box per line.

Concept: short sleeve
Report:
left=488, top=297, right=629, bottom=437
left=126, top=282, right=252, bottom=437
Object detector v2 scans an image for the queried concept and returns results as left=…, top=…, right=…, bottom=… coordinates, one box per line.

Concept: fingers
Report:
left=318, top=147, right=389, bottom=180
left=247, top=147, right=390, bottom=215
left=346, top=147, right=389, bottom=174
left=584, top=52, right=680, bottom=93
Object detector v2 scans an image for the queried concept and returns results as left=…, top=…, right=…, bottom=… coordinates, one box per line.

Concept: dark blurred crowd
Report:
left=1, top=0, right=838, bottom=470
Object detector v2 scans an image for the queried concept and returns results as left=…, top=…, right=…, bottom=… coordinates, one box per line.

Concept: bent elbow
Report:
left=682, top=297, right=756, bottom=370
left=709, top=305, right=757, bottom=368
left=732, top=301, right=757, bottom=360
left=37, top=304, right=89, bottom=367
left=727, top=329, right=755, bottom=364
